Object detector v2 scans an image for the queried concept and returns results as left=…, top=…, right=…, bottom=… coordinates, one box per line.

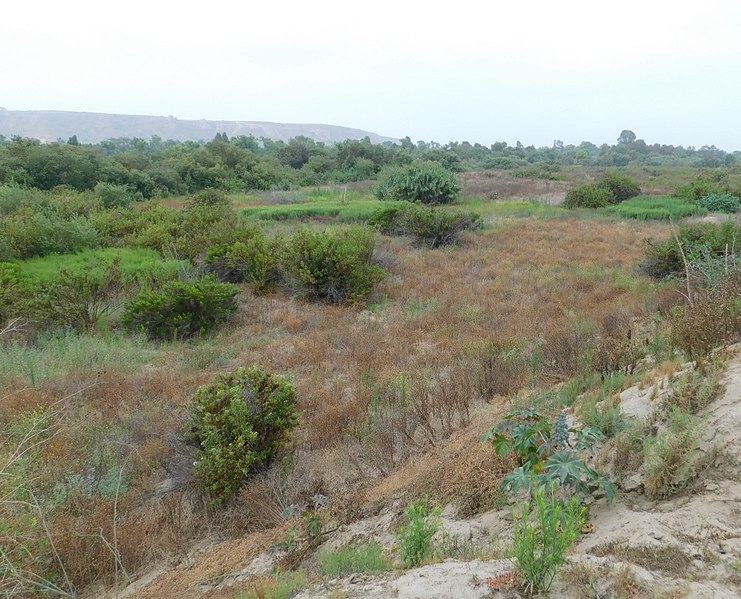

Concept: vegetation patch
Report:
left=608, top=195, right=706, bottom=220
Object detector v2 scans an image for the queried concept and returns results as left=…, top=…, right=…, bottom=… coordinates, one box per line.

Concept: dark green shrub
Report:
left=121, top=276, right=237, bottom=340
left=374, top=161, right=459, bottom=205
left=186, top=187, right=230, bottom=209
left=187, top=366, right=299, bottom=503
left=204, top=228, right=280, bottom=292
left=599, top=171, right=641, bottom=202
left=563, top=184, right=613, bottom=208
left=94, top=182, right=135, bottom=208
left=282, top=226, right=385, bottom=304
left=696, top=193, right=740, bottom=214
left=369, top=203, right=481, bottom=248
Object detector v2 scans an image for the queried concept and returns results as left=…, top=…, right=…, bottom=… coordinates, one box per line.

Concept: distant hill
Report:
left=0, top=109, right=398, bottom=145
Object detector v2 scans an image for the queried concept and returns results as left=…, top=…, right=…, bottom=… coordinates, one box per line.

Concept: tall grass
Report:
left=0, top=329, right=156, bottom=386
left=15, top=247, right=189, bottom=284
left=607, top=195, right=707, bottom=221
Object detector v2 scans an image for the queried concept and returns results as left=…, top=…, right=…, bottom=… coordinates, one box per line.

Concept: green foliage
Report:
left=482, top=408, right=615, bottom=501
left=599, top=171, right=641, bottom=202
left=513, top=483, right=586, bottom=596
left=673, top=178, right=723, bottom=202
left=578, top=394, right=627, bottom=439
left=696, top=193, right=740, bottom=214
left=187, top=366, right=299, bottom=503
left=318, top=541, right=392, bottom=577
left=281, top=226, right=385, bottom=304
left=121, top=276, right=237, bottom=340
left=396, top=496, right=442, bottom=568
left=643, top=407, right=703, bottom=498
left=608, top=195, right=707, bottom=221
left=205, top=228, right=280, bottom=292
left=186, top=187, right=230, bottom=208
left=643, top=221, right=739, bottom=279
left=94, top=182, right=135, bottom=208
left=374, top=161, right=460, bottom=205
left=237, top=571, right=308, bottom=599
left=369, top=202, right=481, bottom=248
left=563, top=184, right=614, bottom=209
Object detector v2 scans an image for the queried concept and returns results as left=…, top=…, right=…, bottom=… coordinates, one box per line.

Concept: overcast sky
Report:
left=3, top=0, right=741, bottom=150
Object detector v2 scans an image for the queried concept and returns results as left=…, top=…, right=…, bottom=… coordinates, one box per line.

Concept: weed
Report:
left=238, top=570, right=309, bottom=599
left=396, top=496, right=442, bottom=568
left=513, top=483, right=586, bottom=596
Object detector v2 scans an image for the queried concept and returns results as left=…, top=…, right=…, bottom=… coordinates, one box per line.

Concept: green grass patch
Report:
left=317, top=541, right=393, bottom=577
left=15, top=247, right=188, bottom=284
left=237, top=571, right=309, bottom=599
left=240, top=189, right=382, bottom=222
left=607, top=195, right=707, bottom=221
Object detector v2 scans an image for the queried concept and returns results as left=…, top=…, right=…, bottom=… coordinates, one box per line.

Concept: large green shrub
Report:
left=599, top=171, right=641, bottom=202
left=673, top=178, right=723, bottom=202
left=696, top=193, right=740, bottom=214
left=121, top=276, right=237, bottom=340
left=204, top=228, right=280, bottom=292
left=94, top=182, right=135, bottom=209
left=281, top=226, right=385, bottom=304
left=374, top=161, right=460, bottom=205
left=187, top=366, right=299, bottom=503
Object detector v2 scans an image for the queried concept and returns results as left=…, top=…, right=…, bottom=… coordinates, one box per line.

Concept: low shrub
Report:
left=599, top=171, right=641, bottom=203
left=671, top=269, right=741, bottom=359
left=673, top=178, right=724, bottom=202
left=281, top=226, right=385, bottom=304
left=204, top=228, right=280, bottom=292
left=369, top=203, right=481, bottom=248
left=121, top=276, right=237, bottom=340
left=643, top=407, right=703, bottom=498
left=187, top=366, right=299, bottom=503
left=374, top=161, right=460, bottom=205
left=696, top=193, right=740, bottom=214
left=513, top=483, right=586, bottom=596
left=563, top=184, right=614, bottom=209
left=396, top=496, right=442, bottom=568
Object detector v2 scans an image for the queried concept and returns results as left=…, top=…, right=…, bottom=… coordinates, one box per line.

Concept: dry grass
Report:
left=1, top=216, right=675, bottom=592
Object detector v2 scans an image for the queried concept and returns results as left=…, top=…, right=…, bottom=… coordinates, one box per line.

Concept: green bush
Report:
left=94, top=182, right=135, bottom=208
left=563, top=184, right=614, bottom=209
left=513, top=483, right=586, bottom=596
left=374, top=161, right=460, bottom=205
left=204, top=228, right=280, bottom=292
left=673, top=178, right=723, bottom=202
left=396, top=496, right=442, bottom=568
left=186, top=187, right=230, bottom=209
left=599, top=171, right=641, bottom=202
left=369, top=203, right=481, bottom=248
left=696, top=193, right=740, bottom=214
left=121, top=276, right=237, bottom=340
left=281, top=226, right=385, bottom=304
left=187, top=366, right=299, bottom=503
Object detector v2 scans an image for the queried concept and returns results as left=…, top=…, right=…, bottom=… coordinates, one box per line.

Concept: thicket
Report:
left=696, top=193, right=740, bottom=214
left=187, top=366, right=299, bottom=503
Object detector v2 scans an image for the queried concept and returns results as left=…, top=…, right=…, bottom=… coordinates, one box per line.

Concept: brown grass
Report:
left=1, top=215, right=673, bottom=592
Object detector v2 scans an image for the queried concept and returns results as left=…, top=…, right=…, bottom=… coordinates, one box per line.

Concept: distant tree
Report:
left=617, top=130, right=637, bottom=145
left=67, top=134, right=80, bottom=146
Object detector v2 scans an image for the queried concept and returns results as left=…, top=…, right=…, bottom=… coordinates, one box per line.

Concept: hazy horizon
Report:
left=3, top=0, right=740, bottom=151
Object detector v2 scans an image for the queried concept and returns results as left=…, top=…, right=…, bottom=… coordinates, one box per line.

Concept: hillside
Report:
left=0, top=109, right=398, bottom=144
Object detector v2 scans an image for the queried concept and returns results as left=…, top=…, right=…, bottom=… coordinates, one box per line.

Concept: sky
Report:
left=2, top=0, right=741, bottom=150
